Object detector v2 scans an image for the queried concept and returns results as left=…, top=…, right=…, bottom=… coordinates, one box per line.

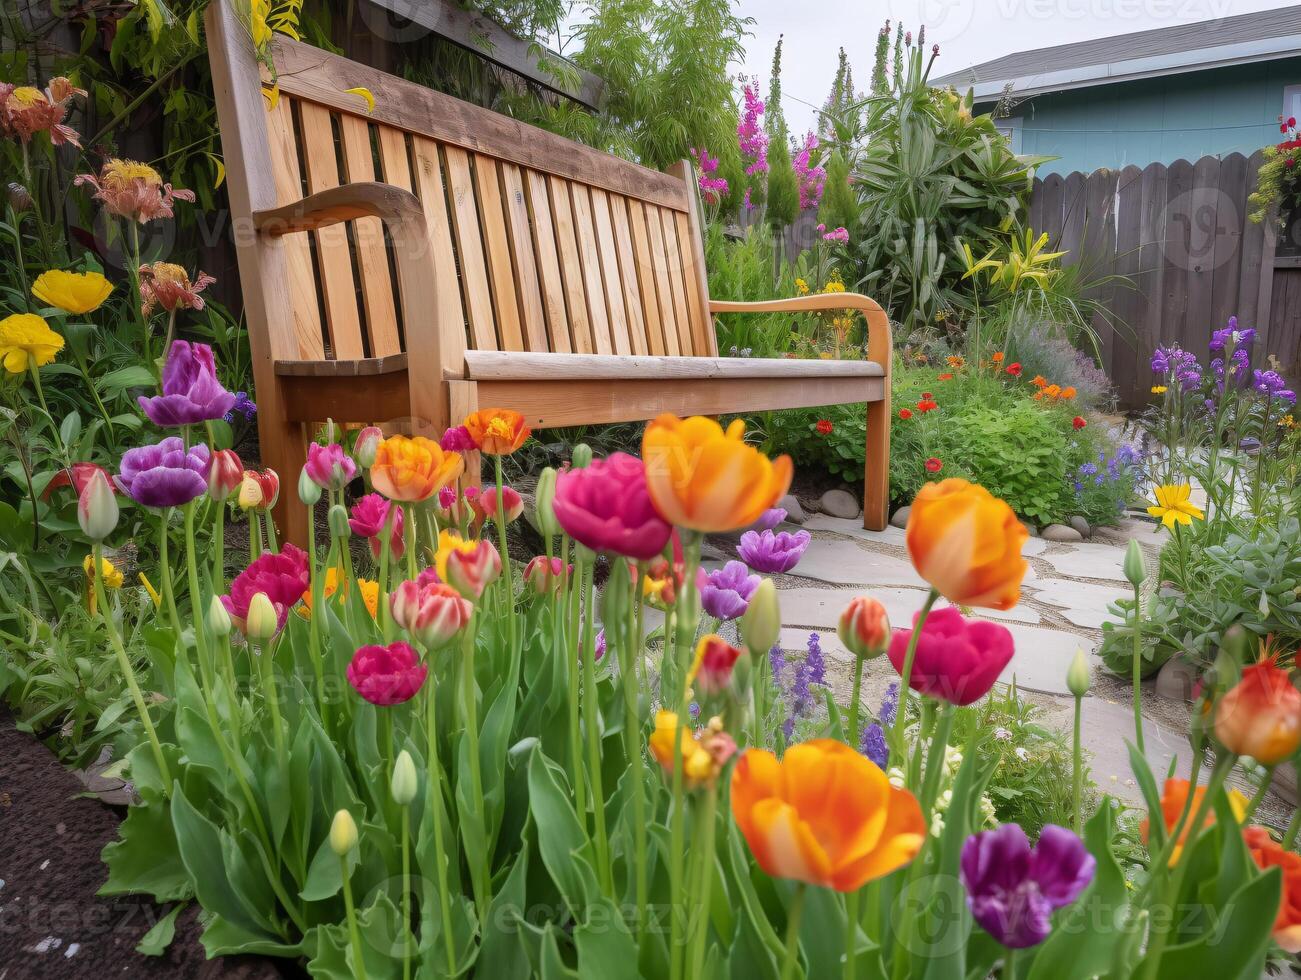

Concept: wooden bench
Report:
left=206, top=0, right=892, bottom=546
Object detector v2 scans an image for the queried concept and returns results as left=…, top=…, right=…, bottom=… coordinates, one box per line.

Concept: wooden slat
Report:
left=500, top=164, right=549, bottom=352
left=657, top=205, right=694, bottom=355
left=642, top=204, right=681, bottom=356
left=409, top=136, right=470, bottom=367
left=339, top=114, right=400, bottom=355
left=444, top=145, right=498, bottom=351
left=570, top=184, right=613, bottom=354
left=627, top=201, right=667, bottom=356
left=675, top=210, right=710, bottom=356
left=270, top=35, right=689, bottom=212
left=265, top=97, right=325, bottom=359
left=465, top=350, right=884, bottom=379
left=474, top=155, right=525, bottom=351
left=590, top=189, right=631, bottom=355
left=1109, top=166, right=1144, bottom=407
left=1209, top=153, right=1248, bottom=344
left=296, top=101, right=363, bottom=359
left=1237, top=152, right=1267, bottom=333
left=525, top=170, right=570, bottom=353
left=608, top=195, right=648, bottom=356
left=548, top=175, right=594, bottom=353
left=374, top=126, right=416, bottom=357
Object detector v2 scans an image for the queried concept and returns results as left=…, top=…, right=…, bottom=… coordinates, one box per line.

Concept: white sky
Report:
left=731, top=0, right=1301, bottom=133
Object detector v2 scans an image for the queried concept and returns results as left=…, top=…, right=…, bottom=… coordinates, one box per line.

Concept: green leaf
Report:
left=98, top=365, right=159, bottom=393
left=135, top=902, right=185, bottom=955
left=527, top=747, right=599, bottom=915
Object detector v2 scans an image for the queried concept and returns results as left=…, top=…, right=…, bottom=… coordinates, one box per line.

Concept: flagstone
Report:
left=804, top=513, right=908, bottom=546
left=789, top=537, right=929, bottom=589
left=996, top=623, right=1092, bottom=696
left=1024, top=578, right=1127, bottom=629
left=1040, top=541, right=1131, bottom=582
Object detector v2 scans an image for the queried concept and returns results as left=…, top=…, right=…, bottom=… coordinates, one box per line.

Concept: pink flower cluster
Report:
left=818, top=223, right=850, bottom=244
left=793, top=132, right=826, bottom=211
left=690, top=147, right=729, bottom=205
left=737, top=81, right=768, bottom=177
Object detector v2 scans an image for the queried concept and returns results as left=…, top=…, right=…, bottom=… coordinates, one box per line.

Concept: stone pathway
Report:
left=734, top=507, right=1294, bottom=828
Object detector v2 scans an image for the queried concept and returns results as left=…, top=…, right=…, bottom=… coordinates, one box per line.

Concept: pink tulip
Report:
left=304, top=442, right=357, bottom=491
left=886, top=606, right=1013, bottom=706
left=444, top=538, right=501, bottom=600
left=552, top=452, right=672, bottom=560
left=77, top=467, right=118, bottom=541
left=220, top=544, right=310, bottom=635
left=524, top=555, right=570, bottom=594
left=346, top=642, right=427, bottom=706
left=390, top=579, right=472, bottom=648
left=348, top=492, right=404, bottom=561
left=354, top=426, right=383, bottom=468
left=208, top=449, right=243, bottom=501
left=473, top=485, right=524, bottom=525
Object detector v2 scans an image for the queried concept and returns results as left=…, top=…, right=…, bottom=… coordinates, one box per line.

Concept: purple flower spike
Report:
left=117, top=437, right=210, bottom=508
left=860, top=722, right=888, bottom=768
left=738, top=528, right=811, bottom=574
left=698, top=560, right=761, bottom=621
left=960, top=824, right=1095, bottom=949
left=138, top=341, right=236, bottom=427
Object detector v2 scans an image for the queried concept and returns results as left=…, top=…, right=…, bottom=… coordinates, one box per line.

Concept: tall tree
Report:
left=765, top=35, right=787, bottom=140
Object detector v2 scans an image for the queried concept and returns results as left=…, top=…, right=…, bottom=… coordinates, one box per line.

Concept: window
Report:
left=994, top=115, right=1022, bottom=154
left=1285, top=84, right=1301, bottom=124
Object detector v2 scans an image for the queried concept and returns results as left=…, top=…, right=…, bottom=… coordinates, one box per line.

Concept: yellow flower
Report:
left=794, top=277, right=809, bottom=295
left=32, top=269, right=114, bottom=315
left=1151, top=385, right=1168, bottom=394
left=358, top=578, right=380, bottom=620
left=83, top=555, right=123, bottom=589
left=297, top=567, right=341, bottom=619
left=0, top=313, right=64, bottom=373
left=1279, top=414, right=1296, bottom=430
left=138, top=572, right=162, bottom=607
left=1147, top=483, right=1205, bottom=529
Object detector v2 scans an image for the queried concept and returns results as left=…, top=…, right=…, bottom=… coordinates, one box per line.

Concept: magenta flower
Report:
left=346, top=641, right=428, bottom=706
left=348, top=492, right=404, bottom=560
left=738, top=528, right=811, bottom=574
left=886, top=606, right=1014, bottom=706
left=220, top=544, right=310, bottom=635
left=697, top=560, right=761, bottom=621
left=304, top=442, right=357, bottom=491
left=961, top=824, right=1095, bottom=948
left=754, top=507, right=787, bottom=531
left=552, top=452, right=672, bottom=561
left=137, top=341, right=235, bottom=427
left=440, top=425, right=477, bottom=452
left=116, top=437, right=210, bottom=508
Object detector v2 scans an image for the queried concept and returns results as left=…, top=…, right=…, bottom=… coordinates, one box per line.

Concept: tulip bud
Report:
left=534, top=466, right=560, bottom=538
left=523, top=555, right=568, bottom=595
left=328, top=503, right=351, bottom=538
left=237, top=473, right=263, bottom=511
left=298, top=468, right=322, bottom=506
left=1067, top=647, right=1090, bottom=698
left=7, top=181, right=32, bottom=213
left=354, top=426, right=383, bottom=468
left=208, top=594, right=232, bottom=638
left=690, top=635, right=743, bottom=696
left=77, top=469, right=119, bottom=541
left=390, top=750, right=418, bottom=806
left=207, top=449, right=244, bottom=502
left=740, top=579, right=780, bottom=654
left=837, top=596, right=890, bottom=660
left=570, top=443, right=593, bottom=469
left=445, top=540, right=502, bottom=600
left=245, top=592, right=279, bottom=642
left=1124, top=539, right=1145, bottom=589
left=329, top=808, right=358, bottom=855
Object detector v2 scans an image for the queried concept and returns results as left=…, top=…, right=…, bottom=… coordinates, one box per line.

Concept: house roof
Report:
left=932, top=5, right=1301, bottom=101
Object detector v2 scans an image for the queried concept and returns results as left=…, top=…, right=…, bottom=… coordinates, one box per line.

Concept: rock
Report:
left=1069, top=515, right=1091, bottom=539
left=819, top=488, right=861, bottom=520
left=890, top=505, right=911, bottom=529
left=1271, top=763, right=1298, bottom=808
left=1154, top=657, right=1199, bottom=703
left=777, top=494, right=807, bottom=524
left=1021, top=521, right=1038, bottom=537
left=1041, top=523, right=1084, bottom=543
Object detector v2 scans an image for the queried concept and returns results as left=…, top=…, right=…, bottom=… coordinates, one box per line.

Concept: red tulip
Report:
left=346, top=641, right=428, bottom=706
left=208, top=449, right=244, bottom=502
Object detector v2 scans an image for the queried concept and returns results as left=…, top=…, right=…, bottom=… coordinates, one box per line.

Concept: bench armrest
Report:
left=253, top=181, right=425, bottom=236
left=709, top=293, right=893, bottom=368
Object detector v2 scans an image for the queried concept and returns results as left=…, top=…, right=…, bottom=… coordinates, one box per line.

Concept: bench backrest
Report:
left=210, top=4, right=715, bottom=374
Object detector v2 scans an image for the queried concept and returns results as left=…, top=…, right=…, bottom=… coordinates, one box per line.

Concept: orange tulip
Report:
left=1139, top=777, right=1249, bottom=864
left=1244, top=826, right=1301, bottom=953
left=648, top=710, right=737, bottom=790
left=463, top=408, right=530, bottom=455
left=1214, top=656, right=1301, bottom=764
left=371, top=435, right=462, bottom=502
left=906, top=479, right=1028, bottom=610
left=730, top=739, right=925, bottom=892
left=642, top=415, right=792, bottom=532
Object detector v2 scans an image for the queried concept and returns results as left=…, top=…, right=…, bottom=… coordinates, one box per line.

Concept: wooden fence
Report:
left=1028, top=150, right=1301, bottom=409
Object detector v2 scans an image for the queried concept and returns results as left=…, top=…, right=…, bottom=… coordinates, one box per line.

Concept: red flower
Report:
left=886, top=606, right=1014, bottom=706
left=220, top=544, right=310, bottom=635
left=815, top=419, right=833, bottom=435
left=40, top=462, right=116, bottom=501
left=925, top=457, right=943, bottom=473
left=1006, top=363, right=1023, bottom=377
left=917, top=399, right=938, bottom=413
left=346, top=641, right=428, bottom=706
left=921, top=392, right=933, bottom=400
left=898, top=408, right=913, bottom=420
left=938, top=373, right=954, bottom=381
left=1072, top=416, right=1087, bottom=430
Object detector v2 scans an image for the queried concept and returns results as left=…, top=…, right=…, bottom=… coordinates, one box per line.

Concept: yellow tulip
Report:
left=32, top=269, right=113, bottom=314
left=0, top=313, right=64, bottom=373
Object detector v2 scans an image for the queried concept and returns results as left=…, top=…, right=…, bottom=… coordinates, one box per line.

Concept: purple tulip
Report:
left=753, top=507, right=787, bottom=532
left=960, top=824, right=1095, bottom=949
left=738, top=527, right=811, bottom=574
left=137, top=341, right=236, bottom=427
left=697, top=560, right=760, bottom=621
left=304, top=442, right=358, bottom=491
left=116, top=437, right=210, bottom=508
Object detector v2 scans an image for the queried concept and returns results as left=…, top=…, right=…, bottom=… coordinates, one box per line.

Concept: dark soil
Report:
left=0, top=710, right=284, bottom=979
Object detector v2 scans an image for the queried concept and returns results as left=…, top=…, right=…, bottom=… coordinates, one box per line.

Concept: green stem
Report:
left=306, top=504, right=329, bottom=731
left=401, top=805, right=412, bottom=980
left=848, top=657, right=865, bottom=744
left=1072, top=693, right=1084, bottom=835
left=212, top=499, right=226, bottom=593
left=687, top=783, right=719, bottom=980
left=890, top=589, right=939, bottom=772
left=580, top=555, right=613, bottom=897
left=562, top=534, right=585, bottom=813
left=378, top=503, right=397, bottom=640
left=460, top=617, right=490, bottom=919
left=780, top=884, right=807, bottom=980
left=158, top=509, right=182, bottom=635
left=494, top=454, right=516, bottom=660
left=257, top=638, right=288, bottom=769
left=623, top=560, right=649, bottom=935
left=1242, top=766, right=1275, bottom=823
left=845, top=887, right=860, bottom=980
left=341, top=855, right=369, bottom=980
left=1131, top=579, right=1146, bottom=754
left=424, top=665, right=459, bottom=977
left=182, top=501, right=212, bottom=688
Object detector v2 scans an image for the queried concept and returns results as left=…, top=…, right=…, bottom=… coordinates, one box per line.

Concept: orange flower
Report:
left=138, top=262, right=215, bottom=317
left=1244, top=826, right=1301, bottom=953
left=649, top=710, right=737, bottom=789
left=991, top=351, right=1005, bottom=363
left=1215, top=656, right=1301, bottom=764
left=74, top=159, right=195, bottom=224
left=1060, top=386, right=1077, bottom=400
left=463, top=408, right=530, bottom=455
left=1030, top=375, right=1047, bottom=388
left=730, top=739, right=925, bottom=892
left=938, top=372, right=954, bottom=381
left=357, top=579, right=380, bottom=620
left=642, top=415, right=792, bottom=532
left=371, top=435, right=463, bottom=502
left=297, top=566, right=341, bottom=619
left=906, top=479, right=1028, bottom=610
left=0, top=77, right=83, bottom=146
left=1140, top=778, right=1249, bottom=864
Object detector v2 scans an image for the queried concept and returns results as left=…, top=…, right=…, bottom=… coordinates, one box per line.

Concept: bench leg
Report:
left=863, top=395, right=890, bottom=531
left=261, top=398, right=311, bottom=549
left=447, top=380, right=483, bottom=489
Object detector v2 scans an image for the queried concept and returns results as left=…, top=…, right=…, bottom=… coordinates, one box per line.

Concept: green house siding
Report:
left=978, top=58, right=1301, bottom=176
